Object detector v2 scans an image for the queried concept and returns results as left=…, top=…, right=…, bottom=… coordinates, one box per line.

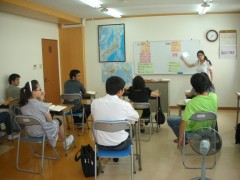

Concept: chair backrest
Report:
left=15, top=115, right=42, bottom=128
left=189, top=111, right=217, bottom=129
left=92, top=120, right=132, bottom=141
left=189, top=112, right=217, bottom=122
left=60, top=93, right=82, bottom=104
left=132, top=102, right=150, bottom=110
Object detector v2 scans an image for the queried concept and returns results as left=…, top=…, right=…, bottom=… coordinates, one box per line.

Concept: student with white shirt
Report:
left=91, top=76, right=139, bottom=162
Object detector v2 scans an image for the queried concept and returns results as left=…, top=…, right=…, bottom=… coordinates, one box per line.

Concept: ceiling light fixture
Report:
left=80, top=0, right=101, bottom=8
left=102, top=8, right=122, bottom=18
left=198, top=2, right=210, bottom=15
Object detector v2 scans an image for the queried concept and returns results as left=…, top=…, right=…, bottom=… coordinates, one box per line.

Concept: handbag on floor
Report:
left=75, top=144, right=98, bottom=177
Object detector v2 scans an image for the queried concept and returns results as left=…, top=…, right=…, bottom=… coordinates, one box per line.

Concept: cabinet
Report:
left=145, top=80, right=170, bottom=114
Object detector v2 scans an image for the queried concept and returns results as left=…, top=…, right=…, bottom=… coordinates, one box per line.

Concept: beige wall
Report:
left=0, top=12, right=59, bottom=97
left=84, top=14, right=240, bottom=107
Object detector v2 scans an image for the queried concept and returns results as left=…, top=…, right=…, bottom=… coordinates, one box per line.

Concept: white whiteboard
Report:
left=133, top=40, right=200, bottom=74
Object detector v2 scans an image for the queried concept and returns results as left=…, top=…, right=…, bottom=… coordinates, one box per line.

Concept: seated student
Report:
left=127, top=75, right=159, bottom=133
left=64, top=69, right=91, bottom=125
left=185, top=72, right=215, bottom=99
left=6, top=73, right=21, bottom=99
left=19, top=80, right=74, bottom=149
left=91, top=76, right=139, bottom=162
left=167, top=73, right=218, bottom=147
left=0, top=97, right=18, bottom=140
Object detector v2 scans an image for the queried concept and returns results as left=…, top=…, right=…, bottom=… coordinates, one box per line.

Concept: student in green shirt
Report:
left=167, top=72, right=218, bottom=148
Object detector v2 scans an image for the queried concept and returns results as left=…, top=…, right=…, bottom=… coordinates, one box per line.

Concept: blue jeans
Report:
left=167, top=115, right=191, bottom=139
left=167, top=115, right=181, bottom=138
left=0, top=112, right=12, bottom=135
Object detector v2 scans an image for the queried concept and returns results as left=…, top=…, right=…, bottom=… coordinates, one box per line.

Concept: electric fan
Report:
left=189, top=127, right=222, bottom=180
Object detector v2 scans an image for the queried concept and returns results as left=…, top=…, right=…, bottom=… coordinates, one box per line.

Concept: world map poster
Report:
left=102, top=62, right=133, bottom=84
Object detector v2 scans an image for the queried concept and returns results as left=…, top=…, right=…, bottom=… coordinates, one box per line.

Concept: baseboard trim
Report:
left=170, top=106, right=237, bottom=110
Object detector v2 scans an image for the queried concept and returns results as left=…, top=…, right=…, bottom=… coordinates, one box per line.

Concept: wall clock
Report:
left=206, top=30, right=218, bottom=42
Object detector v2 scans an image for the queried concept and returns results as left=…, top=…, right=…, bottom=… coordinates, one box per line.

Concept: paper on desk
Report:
left=46, top=102, right=52, bottom=107
left=86, top=90, right=96, bottom=95
left=184, top=99, right=191, bottom=103
left=49, top=105, right=67, bottom=112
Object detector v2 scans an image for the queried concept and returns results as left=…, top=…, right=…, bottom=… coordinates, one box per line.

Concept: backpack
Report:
left=235, top=123, right=240, bottom=144
left=154, top=97, right=165, bottom=125
left=75, top=144, right=98, bottom=177
left=155, top=109, right=165, bottom=125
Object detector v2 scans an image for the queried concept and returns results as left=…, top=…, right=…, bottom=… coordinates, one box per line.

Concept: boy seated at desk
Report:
left=185, top=72, right=215, bottom=99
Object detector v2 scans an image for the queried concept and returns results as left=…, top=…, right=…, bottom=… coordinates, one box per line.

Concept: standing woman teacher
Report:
left=180, top=50, right=214, bottom=83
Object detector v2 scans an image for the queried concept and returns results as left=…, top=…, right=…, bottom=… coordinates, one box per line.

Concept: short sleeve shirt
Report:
left=64, top=79, right=86, bottom=95
left=127, top=87, right=152, bottom=102
left=21, top=99, right=59, bottom=146
left=183, top=92, right=218, bottom=132
left=193, top=60, right=212, bottom=75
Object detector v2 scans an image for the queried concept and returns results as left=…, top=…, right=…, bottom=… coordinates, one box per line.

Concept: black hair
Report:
left=200, top=72, right=212, bottom=89
left=197, top=50, right=212, bottom=66
left=132, top=76, right=145, bottom=90
left=106, top=76, right=125, bottom=95
left=190, top=73, right=208, bottom=94
left=8, top=73, right=20, bottom=84
left=69, top=69, right=80, bottom=79
left=19, top=80, right=39, bottom=106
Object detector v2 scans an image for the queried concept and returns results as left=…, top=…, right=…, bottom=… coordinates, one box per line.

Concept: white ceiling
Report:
left=29, top=0, right=240, bottom=19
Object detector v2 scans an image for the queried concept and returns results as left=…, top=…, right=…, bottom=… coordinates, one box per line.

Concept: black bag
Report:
left=75, top=144, right=97, bottom=177
left=235, top=123, right=240, bottom=144
left=155, top=97, right=165, bottom=125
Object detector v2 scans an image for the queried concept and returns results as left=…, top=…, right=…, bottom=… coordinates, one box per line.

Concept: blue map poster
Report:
left=102, top=62, right=133, bottom=84
left=98, top=24, right=125, bottom=62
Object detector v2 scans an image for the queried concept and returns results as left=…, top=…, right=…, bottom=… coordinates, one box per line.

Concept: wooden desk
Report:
left=236, top=92, right=240, bottom=126
left=50, top=104, right=76, bottom=156
left=82, top=92, right=96, bottom=104
left=177, top=100, right=186, bottom=116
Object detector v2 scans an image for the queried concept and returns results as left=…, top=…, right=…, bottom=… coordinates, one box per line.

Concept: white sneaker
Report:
left=8, top=133, right=19, bottom=140
left=63, top=135, right=74, bottom=150
left=0, top=131, right=6, bottom=137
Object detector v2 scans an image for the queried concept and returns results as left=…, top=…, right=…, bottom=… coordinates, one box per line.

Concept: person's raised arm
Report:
left=180, top=55, right=195, bottom=68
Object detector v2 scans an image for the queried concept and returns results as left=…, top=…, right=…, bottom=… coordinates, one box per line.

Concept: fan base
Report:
left=191, top=177, right=212, bottom=180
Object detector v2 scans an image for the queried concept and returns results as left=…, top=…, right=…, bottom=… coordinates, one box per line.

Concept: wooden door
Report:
left=42, top=39, right=61, bottom=104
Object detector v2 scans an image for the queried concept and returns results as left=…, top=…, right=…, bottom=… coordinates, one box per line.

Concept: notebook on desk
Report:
left=49, top=105, right=67, bottom=112
left=86, top=90, right=96, bottom=95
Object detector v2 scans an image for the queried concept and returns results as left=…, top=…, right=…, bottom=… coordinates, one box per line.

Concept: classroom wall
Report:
left=0, top=12, right=59, bottom=98
left=1, top=12, right=239, bottom=108
left=85, top=14, right=240, bottom=107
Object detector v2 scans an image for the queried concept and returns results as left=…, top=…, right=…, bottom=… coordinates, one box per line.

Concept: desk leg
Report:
left=236, top=97, right=240, bottom=126
left=62, top=113, right=68, bottom=156
left=138, top=120, right=142, bottom=171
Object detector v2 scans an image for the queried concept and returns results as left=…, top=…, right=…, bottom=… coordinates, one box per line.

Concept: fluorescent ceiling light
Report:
left=198, top=3, right=210, bottom=15
left=80, top=0, right=101, bottom=8
left=103, top=8, right=122, bottom=18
